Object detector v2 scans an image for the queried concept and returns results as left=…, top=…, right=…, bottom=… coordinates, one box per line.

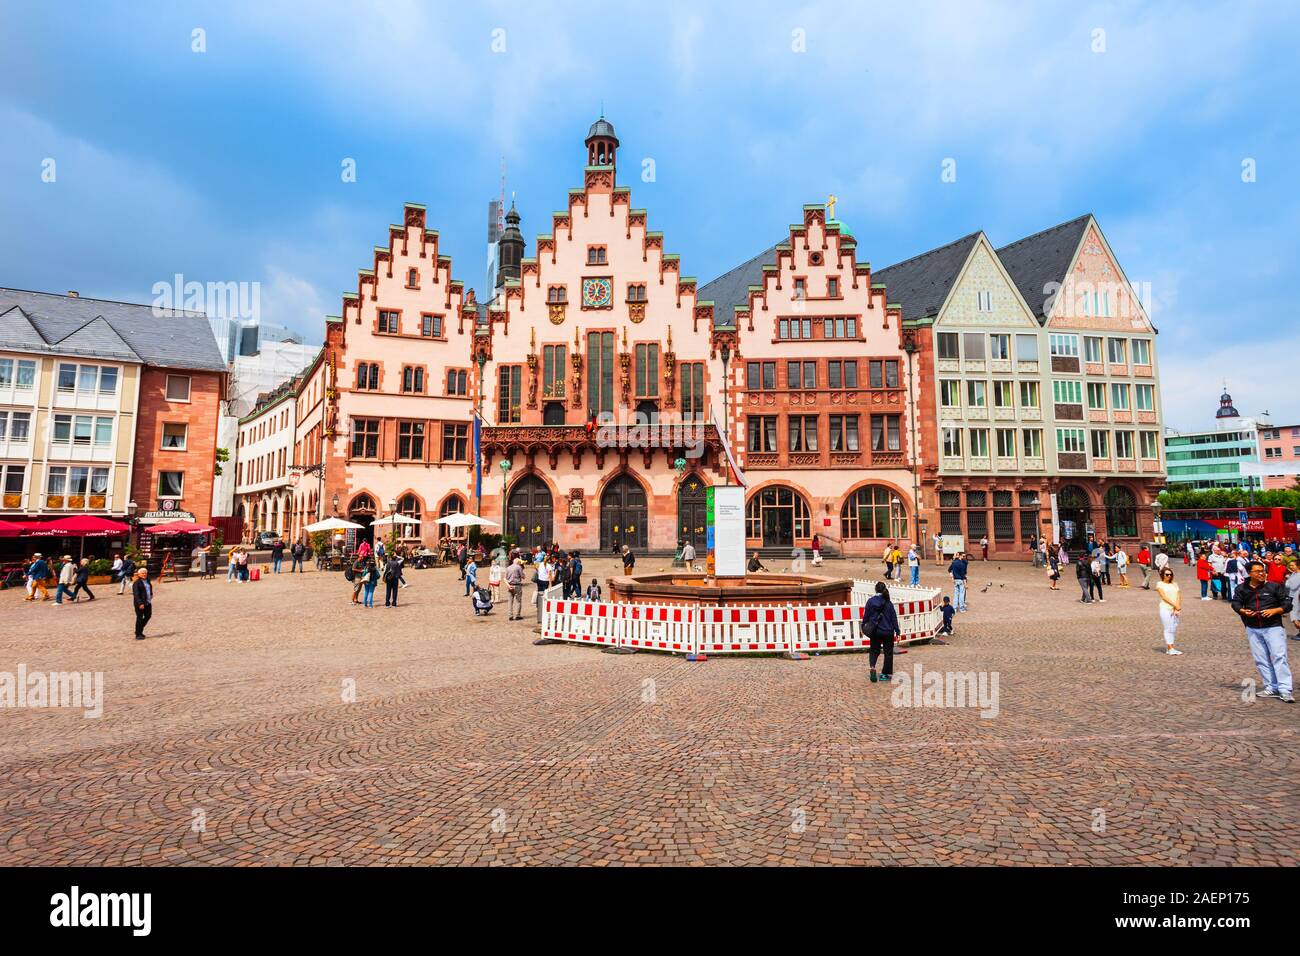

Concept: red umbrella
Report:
left=44, top=515, right=131, bottom=536
left=20, top=521, right=69, bottom=536
left=145, top=520, right=217, bottom=535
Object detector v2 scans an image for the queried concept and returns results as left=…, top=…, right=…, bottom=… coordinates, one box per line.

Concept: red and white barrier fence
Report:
left=540, top=579, right=942, bottom=657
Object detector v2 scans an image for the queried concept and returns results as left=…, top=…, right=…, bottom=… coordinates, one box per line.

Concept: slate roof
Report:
left=696, top=241, right=783, bottom=327
left=873, top=232, right=982, bottom=324
left=0, top=288, right=227, bottom=371
left=994, top=214, right=1091, bottom=319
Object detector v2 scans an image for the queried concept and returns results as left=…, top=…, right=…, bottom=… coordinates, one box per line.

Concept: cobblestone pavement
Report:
left=0, top=554, right=1295, bottom=866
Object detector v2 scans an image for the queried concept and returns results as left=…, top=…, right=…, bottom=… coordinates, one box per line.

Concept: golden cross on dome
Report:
left=826, top=194, right=838, bottom=219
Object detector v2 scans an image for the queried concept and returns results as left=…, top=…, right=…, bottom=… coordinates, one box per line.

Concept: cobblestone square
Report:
left=0, top=556, right=1295, bottom=866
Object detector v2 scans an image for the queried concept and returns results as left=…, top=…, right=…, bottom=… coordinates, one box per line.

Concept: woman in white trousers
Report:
left=1155, top=567, right=1182, bottom=655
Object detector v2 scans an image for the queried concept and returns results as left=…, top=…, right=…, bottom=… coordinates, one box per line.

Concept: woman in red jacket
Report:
left=1196, top=553, right=1213, bottom=600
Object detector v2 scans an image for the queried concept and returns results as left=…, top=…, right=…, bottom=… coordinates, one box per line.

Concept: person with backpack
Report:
left=290, top=539, right=305, bottom=573
left=271, top=538, right=285, bottom=573
left=862, top=582, right=901, bottom=683
left=1076, top=553, right=1093, bottom=603
left=383, top=554, right=402, bottom=607
left=568, top=552, right=583, bottom=598
left=348, top=554, right=366, bottom=604
left=360, top=557, right=378, bottom=608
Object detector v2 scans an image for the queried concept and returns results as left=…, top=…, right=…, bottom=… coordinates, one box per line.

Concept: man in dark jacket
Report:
left=1232, top=560, right=1294, bottom=702
left=271, top=539, right=285, bottom=573
left=568, top=552, right=583, bottom=599
left=131, top=568, right=152, bottom=640
left=862, top=582, right=901, bottom=683
left=382, top=555, right=403, bottom=607
left=71, top=558, right=96, bottom=601
left=290, top=540, right=305, bottom=573
left=1076, top=554, right=1093, bottom=603
left=946, top=552, right=969, bottom=611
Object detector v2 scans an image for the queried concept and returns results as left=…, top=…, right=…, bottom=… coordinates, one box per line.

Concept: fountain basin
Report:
left=608, top=571, right=852, bottom=608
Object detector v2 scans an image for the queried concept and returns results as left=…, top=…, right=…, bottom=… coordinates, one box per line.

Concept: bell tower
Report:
left=496, top=199, right=524, bottom=289
left=585, top=114, right=619, bottom=172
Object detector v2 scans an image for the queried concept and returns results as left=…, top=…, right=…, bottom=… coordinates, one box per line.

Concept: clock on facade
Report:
left=581, top=277, right=613, bottom=309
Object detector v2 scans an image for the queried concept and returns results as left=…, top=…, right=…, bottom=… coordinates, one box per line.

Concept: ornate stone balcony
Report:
left=1021, top=407, right=1042, bottom=421
left=1024, top=456, right=1045, bottom=470
left=969, top=456, right=991, bottom=471
left=1117, top=459, right=1137, bottom=472
left=993, top=407, right=1016, bottom=421
left=967, top=407, right=989, bottom=420
left=990, top=360, right=1012, bottom=374
left=1015, top=360, right=1039, bottom=374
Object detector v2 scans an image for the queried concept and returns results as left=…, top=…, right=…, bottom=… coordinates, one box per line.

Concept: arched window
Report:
left=744, top=485, right=810, bottom=547
left=1104, top=486, right=1137, bottom=538
left=398, top=494, right=422, bottom=539
left=349, top=493, right=376, bottom=516
left=841, top=485, right=908, bottom=539
left=439, top=495, right=466, bottom=541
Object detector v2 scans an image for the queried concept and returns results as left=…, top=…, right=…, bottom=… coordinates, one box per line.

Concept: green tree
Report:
left=213, top=447, right=229, bottom=477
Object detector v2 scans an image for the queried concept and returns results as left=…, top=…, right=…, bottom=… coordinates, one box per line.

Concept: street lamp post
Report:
left=499, top=457, right=512, bottom=543
left=476, top=350, right=489, bottom=517
left=126, top=500, right=138, bottom=548
left=718, top=343, right=731, bottom=486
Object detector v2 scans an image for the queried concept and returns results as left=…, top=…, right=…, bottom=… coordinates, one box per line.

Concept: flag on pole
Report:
left=473, top=412, right=482, bottom=500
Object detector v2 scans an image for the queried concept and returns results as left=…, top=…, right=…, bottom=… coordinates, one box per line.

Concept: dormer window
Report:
left=547, top=285, right=568, bottom=304
left=587, top=245, right=607, bottom=265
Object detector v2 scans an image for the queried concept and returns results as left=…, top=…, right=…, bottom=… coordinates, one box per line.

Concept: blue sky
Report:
left=1, top=0, right=1294, bottom=429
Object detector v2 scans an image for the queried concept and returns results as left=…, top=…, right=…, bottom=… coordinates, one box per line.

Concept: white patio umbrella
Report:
left=305, top=517, right=364, bottom=532
left=371, top=514, right=419, bottom=527
left=434, top=512, right=499, bottom=529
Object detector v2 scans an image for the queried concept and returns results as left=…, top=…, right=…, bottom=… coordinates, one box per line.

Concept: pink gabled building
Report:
left=318, top=203, right=477, bottom=546
left=1259, top=422, right=1300, bottom=490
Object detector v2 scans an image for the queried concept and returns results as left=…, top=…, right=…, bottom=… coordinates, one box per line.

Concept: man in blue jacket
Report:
left=946, top=551, right=969, bottom=611
left=25, top=553, right=51, bottom=601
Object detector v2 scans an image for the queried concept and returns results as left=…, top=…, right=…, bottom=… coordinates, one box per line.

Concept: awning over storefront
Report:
left=44, top=515, right=131, bottom=536
left=0, top=519, right=23, bottom=538
left=145, top=521, right=217, bottom=535
left=15, top=516, right=131, bottom=536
